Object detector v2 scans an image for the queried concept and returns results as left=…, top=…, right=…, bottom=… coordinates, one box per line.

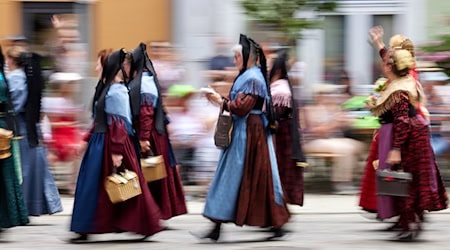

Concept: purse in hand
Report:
left=376, top=169, right=412, bottom=197
left=214, top=103, right=234, bottom=148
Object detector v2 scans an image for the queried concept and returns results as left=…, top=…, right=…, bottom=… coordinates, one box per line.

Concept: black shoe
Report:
left=189, top=229, right=220, bottom=241
left=190, top=223, right=221, bottom=242
left=267, top=228, right=286, bottom=241
left=395, top=231, right=417, bottom=242
left=68, top=234, right=88, bottom=243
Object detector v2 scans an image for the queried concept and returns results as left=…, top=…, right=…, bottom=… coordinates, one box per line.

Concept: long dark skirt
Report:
left=235, top=115, right=290, bottom=228
left=147, top=130, right=187, bottom=220
left=18, top=117, right=62, bottom=216
left=71, top=132, right=163, bottom=236
left=0, top=154, right=29, bottom=228
left=274, top=118, right=304, bottom=206
left=397, top=116, right=447, bottom=229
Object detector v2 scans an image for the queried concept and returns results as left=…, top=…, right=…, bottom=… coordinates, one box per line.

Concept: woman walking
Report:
left=197, top=34, right=290, bottom=241
left=5, top=46, right=62, bottom=216
left=0, top=45, right=29, bottom=235
left=128, top=43, right=187, bottom=220
left=371, top=48, right=447, bottom=241
left=269, top=50, right=307, bottom=206
left=70, top=49, right=163, bottom=242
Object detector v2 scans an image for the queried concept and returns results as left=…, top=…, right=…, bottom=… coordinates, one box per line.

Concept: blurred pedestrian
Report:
left=208, top=37, right=234, bottom=71
left=197, top=34, right=290, bottom=241
left=43, top=72, right=83, bottom=195
left=370, top=48, right=447, bottom=241
left=70, top=49, right=163, bottom=242
left=5, top=45, right=63, bottom=216
left=148, top=41, right=185, bottom=93
left=128, top=43, right=187, bottom=221
left=269, top=50, right=307, bottom=206
left=334, top=69, right=353, bottom=97
left=203, top=37, right=237, bottom=83
left=0, top=45, right=29, bottom=235
left=303, top=87, right=365, bottom=194
left=166, top=84, right=206, bottom=185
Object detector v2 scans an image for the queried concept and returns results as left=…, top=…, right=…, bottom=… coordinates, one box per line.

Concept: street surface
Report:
left=2, top=194, right=450, bottom=250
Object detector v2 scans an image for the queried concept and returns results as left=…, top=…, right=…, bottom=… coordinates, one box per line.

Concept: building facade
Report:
left=0, top=0, right=171, bottom=65
left=296, top=0, right=428, bottom=98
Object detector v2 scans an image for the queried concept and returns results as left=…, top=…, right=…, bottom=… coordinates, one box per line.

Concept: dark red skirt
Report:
left=94, top=132, right=163, bottom=236
left=275, top=119, right=304, bottom=206
left=235, top=115, right=290, bottom=228
left=358, top=132, right=378, bottom=212
left=147, top=130, right=188, bottom=220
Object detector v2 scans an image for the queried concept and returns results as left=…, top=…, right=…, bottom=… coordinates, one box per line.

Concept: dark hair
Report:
left=97, top=48, right=113, bottom=68
left=269, top=51, right=289, bottom=83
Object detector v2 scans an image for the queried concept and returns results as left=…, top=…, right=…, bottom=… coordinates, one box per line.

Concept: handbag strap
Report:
left=219, top=101, right=225, bottom=115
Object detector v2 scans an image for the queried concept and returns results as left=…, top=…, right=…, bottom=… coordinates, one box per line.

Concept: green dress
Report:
left=0, top=72, right=28, bottom=228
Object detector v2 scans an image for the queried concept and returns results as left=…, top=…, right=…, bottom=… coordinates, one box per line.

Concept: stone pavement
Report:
left=57, top=192, right=450, bottom=216
left=2, top=193, right=450, bottom=250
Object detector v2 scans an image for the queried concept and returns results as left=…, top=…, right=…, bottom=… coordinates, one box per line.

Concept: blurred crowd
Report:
left=2, top=15, right=450, bottom=198
left=1, top=8, right=450, bottom=242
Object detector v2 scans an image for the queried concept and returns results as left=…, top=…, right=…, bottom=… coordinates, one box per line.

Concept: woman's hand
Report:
left=51, top=15, right=63, bottom=29
left=204, top=89, right=222, bottom=105
left=386, top=149, right=401, bottom=165
left=140, top=140, right=151, bottom=153
left=76, top=141, right=88, bottom=157
left=372, top=159, right=379, bottom=170
left=112, top=154, right=123, bottom=167
left=369, top=26, right=385, bottom=50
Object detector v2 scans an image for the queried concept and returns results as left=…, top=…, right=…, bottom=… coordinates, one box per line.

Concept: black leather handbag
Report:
left=376, top=169, right=412, bottom=197
left=214, top=103, right=233, bottom=148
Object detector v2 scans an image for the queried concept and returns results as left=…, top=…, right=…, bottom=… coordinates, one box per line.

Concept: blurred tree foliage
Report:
left=240, top=0, right=337, bottom=43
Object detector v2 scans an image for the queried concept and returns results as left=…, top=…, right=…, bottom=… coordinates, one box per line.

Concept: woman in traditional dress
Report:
left=359, top=27, right=426, bottom=215
left=198, top=34, right=290, bottom=241
left=128, top=42, right=187, bottom=221
left=371, top=48, right=447, bottom=241
left=0, top=45, right=29, bottom=235
left=70, top=49, right=163, bottom=242
left=5, top=46, right=62, bottom=216
left=269, top=50, right=307, bottom=206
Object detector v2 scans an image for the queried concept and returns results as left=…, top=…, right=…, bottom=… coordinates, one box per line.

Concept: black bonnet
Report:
left=131, top=43, right=146, bottom=72
left=239, top=34, right=251, bottom=72
left=101, top=48, right=126, bottom=85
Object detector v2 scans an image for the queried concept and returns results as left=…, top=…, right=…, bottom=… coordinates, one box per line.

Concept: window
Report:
left=323, top=15, right=345, bottom=83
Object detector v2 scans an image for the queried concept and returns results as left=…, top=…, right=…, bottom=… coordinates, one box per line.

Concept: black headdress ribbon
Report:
left=237, top=34, right=277, bottom=133
left=128, top=42, right=167, bottom=135
left=94, top=49, right=127, bottom=133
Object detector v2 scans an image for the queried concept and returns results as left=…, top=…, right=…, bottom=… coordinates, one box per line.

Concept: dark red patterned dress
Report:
left=385, top=92, right=447, bottom=230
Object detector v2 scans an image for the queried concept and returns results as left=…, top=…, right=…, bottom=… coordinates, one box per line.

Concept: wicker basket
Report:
left=105, top=170, right=142, bottom=203
left=0, top=128, right=13, bottom=159
left=141, top=155, right=167, bottom=182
